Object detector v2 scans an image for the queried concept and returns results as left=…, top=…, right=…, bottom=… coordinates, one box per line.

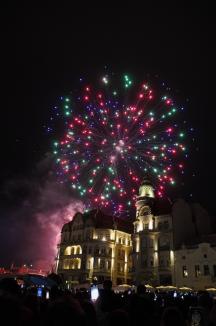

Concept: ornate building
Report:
left=57, top=209, right=133, bottom=286
left=57, top=177, right=216, bottom=289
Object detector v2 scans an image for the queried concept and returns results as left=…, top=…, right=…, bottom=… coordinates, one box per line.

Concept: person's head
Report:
left=198, top=291, right=213, bottom=310
left=44, top=297, right=85, bottom=326
left=106, top=309, right=129, bottom=326
left=160, top=307, right=187, bottom=326
left=0, top=278, right=20, bottom=296
left=81, top=300, right=97, bottom=326
left=103, top=280, right=112, bottom=290
left=137, top=284, right=146, bottom=295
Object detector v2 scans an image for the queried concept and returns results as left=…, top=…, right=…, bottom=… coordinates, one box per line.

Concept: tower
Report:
left=136, top=176, right=155, bottom=218
left=132, top=177, right=158, bottom=284
left=132, top=177, right=174, bottom=286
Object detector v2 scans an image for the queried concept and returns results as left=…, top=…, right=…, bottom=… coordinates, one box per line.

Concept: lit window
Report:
left=195, top=265, right=200, bottom=277
left=182, top=266, right=188, bottom=278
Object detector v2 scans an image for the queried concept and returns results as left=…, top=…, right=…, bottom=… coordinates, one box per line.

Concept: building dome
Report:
left=138, top=176, right=155, bottom=199
left=140, top=176, right=153, bottom=187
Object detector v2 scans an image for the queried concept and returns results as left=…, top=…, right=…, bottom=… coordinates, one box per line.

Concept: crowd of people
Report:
left=0, top=277, right=216, bottom=325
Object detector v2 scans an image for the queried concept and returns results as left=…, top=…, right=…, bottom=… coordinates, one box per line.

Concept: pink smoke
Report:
left=0, top=170, right=84, bottom=271
left=35, top=200, right=84, bottom=270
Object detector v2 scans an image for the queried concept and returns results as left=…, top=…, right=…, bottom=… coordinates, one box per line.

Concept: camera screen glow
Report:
left=91, top=287, right=99, bottom=301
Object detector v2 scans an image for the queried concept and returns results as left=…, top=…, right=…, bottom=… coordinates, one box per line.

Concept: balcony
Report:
left=158, top=245, right=170, bottom=251
left=63, top=254, right=82, bottom=258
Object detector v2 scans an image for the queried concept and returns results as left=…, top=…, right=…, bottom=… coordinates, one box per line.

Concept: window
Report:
left=88, top=247, right=92, bottom=254
left=101, top=247, right=106, bottom=255
left=100, top=259, right=105, bottom=270
left=64, top=247, right=71, bottom=255
left=83, top=245, right=87, bottom=254
left=141, top=259, right=147, bottom=268
left=195, top=265, right=200, bottom=277
left=150, top=260, right=154, bottom=267
left=94, top=258, right=98, bottom=268
left=107, top=248, right=112, bottom=256
left=203, top=254, right=207, bottom=258
left=204, top=265, right=210, bottom=276
left=149, top=239, right=153, bottom=248
left=144, top=223, right=148, bottom=229
left=118, top=263, right=124, bottom=273
left=159, top=237, right=170, bottom=250
left=107, top=260, right=111, bottom=270
left=86, top=230, right=91, bottom=240
left=182, top=256, right=186, bottom=260
left=182, top=266, right=188, bottom=278
left=63, top=259, right=70, bottom=270
left=118, top=249, right=125, bottom=259
left=159, top=259, right=164, bottom=266
left=164, top=221, right=169, bottom=229
left=213, top=265, right=216, bottom=277
left=141, top=238, right=147, bottom=248
left=94, top=247, right=99, bottom=255
left=141, top=254, right=147, bottom=267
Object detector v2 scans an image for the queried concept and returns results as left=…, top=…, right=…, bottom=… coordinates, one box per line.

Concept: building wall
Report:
left=57, top=214, right=132, bottom=287
left=132, top=204, right=174, bottom=286
left=175, top=243, right=216, bottom=290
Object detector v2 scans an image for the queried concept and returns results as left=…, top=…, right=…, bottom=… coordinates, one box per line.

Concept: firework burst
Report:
left=49, top=73, right=187, bottom=214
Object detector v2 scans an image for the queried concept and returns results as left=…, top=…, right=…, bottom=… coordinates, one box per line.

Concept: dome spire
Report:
left=140, top=174, right=153, bottom=187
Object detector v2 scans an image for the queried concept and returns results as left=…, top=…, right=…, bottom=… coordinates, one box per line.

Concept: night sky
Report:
left=0, top=4, right=213, bottom=269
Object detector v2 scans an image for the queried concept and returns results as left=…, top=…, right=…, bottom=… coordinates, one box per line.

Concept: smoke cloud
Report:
left=0, top=154, right=84, bottom=271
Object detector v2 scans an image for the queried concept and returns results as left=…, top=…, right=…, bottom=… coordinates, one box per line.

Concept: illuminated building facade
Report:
left=175, top=241, right=216, bottom=290
left=57, top=178, right=216, bottom=289
left=57, top=210, right=133, bottom=286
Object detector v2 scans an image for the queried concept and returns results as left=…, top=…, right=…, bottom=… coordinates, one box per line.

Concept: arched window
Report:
left=64, top=246, right=71, bottom=255
left=63, top=259, right=70, bottom=269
